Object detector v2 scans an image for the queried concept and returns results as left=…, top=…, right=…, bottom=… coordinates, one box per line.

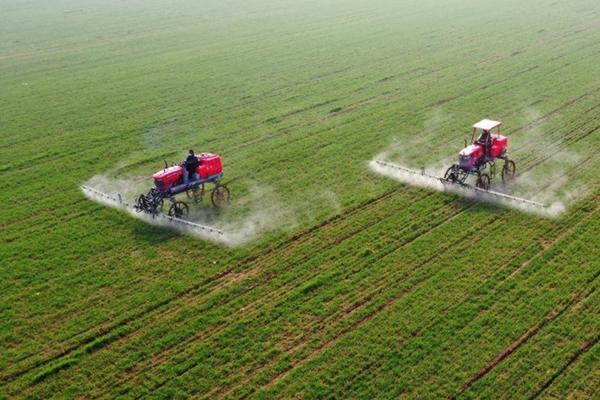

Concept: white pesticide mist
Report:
left=219, top=184, right=297, bottom=246
left=81, top=175, right=295, bottom=247
left=368, top=157, right=566, bottom=218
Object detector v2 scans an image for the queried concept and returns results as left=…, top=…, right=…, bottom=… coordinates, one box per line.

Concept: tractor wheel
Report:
left=136, top=194, right=147, bottom=211
left=488, top=161, right=496, bottom=179
left=476, top=173, right=491, bottom=190
left=444, top=166, right=458, bottom=183
left=211, top=184, right=231, bottom=208
left=168, top=201, right=189, bottom=218
left=186, top=184, right=205, bottom=203
left=149, top=188, right=164, bottom=212
left=502, top=160, right=516, bottom=183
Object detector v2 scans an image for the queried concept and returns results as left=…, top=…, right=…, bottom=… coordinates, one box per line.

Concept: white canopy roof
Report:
left=473, top=119, right=502, bottom=131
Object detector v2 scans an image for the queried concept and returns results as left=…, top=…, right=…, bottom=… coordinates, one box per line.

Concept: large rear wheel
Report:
left=476, top=173, right=491, bottom=190
left=502, top=160, right=516, bottom=183
left=168, top=201, right=189, bottom=218
left=211, top=184, right=231, bottom=208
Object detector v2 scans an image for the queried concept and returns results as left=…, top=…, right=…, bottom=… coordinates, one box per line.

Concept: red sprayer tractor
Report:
left=134, top=153, right=230, bottom=218
left=374, top=119, right=546, bottom=209
left=443, top=119, right=515, bottom=189
left=80, top=151, right=229, bottom=236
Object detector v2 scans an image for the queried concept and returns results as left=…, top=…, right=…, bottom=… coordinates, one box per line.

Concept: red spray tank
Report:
left=153, top=153, right=223, bottom=192
left=197, top=153, right=223, bottom=179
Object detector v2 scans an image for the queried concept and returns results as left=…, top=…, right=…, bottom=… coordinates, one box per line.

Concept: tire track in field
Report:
left=116, top=194, right=464, bottom=398
left=208, top=210, right=506, bottom=400
left=528, top=334, right=599, bottom=399
left=452, top=258, right=600, bottom=399
left=205, top=164, right=587, bottom=395
left=91, top=189, right=432, bottom=391
left=4, top=187, right=416, bottom=389
left=15, top=186, right=412, bottom=368
left=316, top=201, right=597, bottom=398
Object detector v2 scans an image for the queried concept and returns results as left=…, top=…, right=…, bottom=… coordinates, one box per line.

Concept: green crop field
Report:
left=1, top=0, right=599, bottom=398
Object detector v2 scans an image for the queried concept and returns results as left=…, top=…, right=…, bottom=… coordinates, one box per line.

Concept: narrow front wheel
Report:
left=444, top=165, right=458, bottom=183
left=476, top=173, right=491, bottom=190
left=168, top=201, right=189, bottom=218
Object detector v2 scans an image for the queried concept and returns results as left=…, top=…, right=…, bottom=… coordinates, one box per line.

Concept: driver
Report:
left=183, top=149, right=200, bottom=184
left=477, top=130, right=492, bottom=157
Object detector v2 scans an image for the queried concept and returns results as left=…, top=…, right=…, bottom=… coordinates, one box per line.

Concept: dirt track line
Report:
left=332, top=200, right=597, bottom=398
left=139, top=196, right=467, bottom=398
left=7, top=188, right=412, bottom=385
left=528, top=334, right=599, bottom=399
left=328, top=209, right=591, bottom=395
left=51, top=188, right=422, bottom=396
left=452, top=274, right=599, bottom=399
left=505, top=205, right=598, bottom=283
left=204, top=204, right=498, bottom=399
left=16, top=188, right=412, bottom=394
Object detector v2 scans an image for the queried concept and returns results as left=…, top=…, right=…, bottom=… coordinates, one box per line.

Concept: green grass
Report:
left=1, top=0, right=599, bottom=398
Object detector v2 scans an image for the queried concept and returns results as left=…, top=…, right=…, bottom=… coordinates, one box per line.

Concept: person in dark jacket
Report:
left=477, top=130, right=492, bottom=158
left=183, top=149, right=200, bottom=184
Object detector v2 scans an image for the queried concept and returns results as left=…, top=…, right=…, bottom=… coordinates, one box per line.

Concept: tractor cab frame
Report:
left=471, top=119, right=502, bottom=144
